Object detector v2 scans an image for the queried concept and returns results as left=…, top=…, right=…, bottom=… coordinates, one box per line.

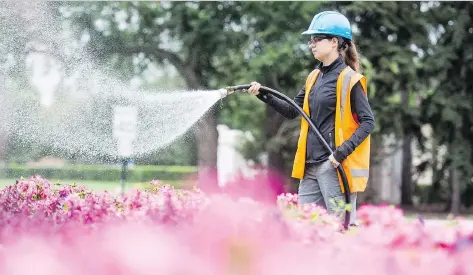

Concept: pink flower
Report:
left=0, top=176, right=472, bottom=274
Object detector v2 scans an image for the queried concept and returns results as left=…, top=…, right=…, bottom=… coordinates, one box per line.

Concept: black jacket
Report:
left=256, top=56, right=375, bottom=164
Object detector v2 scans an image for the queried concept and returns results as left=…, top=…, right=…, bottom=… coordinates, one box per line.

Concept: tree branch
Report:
left=118, top=45, right=186, bottom=73
left=111, top=44, right=205, bottom=89
left=186, top=46, right=200, bottom=69
left=270, top=74, right=284, bottom=92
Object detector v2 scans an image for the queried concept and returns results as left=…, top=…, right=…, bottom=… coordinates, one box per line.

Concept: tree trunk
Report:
left=265, top=106, right=287, bottom=188
left=359, top=133, right=382, bottom=204
left=400, top=89, right=413, bottom=206
left=401, top=131, right=413, bottom=206
left=449, top=160, right=461, bottom=215
left=0, top=132, right=6, bottom=167
left=194, top=106, right=219, bottom=189
left=428, top=136, right=441, bottom=203
left=185, top=69, right=219, bottom=190
left=265, top=75, right=291, bottom=191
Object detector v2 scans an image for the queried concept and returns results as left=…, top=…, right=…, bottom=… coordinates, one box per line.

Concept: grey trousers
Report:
left=298, top=160, right=357, bottom=225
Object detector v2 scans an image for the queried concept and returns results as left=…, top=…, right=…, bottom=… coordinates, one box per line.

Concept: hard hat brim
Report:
left=301, top=29, right=352, bottom=40
left=301, top=30, right=318, bottom=36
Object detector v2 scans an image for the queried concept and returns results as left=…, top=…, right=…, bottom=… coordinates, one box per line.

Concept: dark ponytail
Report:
left=339, top=39, right=361, bottom=73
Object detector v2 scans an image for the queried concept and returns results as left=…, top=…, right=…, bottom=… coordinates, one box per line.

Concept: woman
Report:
left=247, top=11, right=375, bottom=225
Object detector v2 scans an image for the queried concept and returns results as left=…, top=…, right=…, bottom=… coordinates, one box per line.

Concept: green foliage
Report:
left=134, top=131, right=198, bottom=166
left=213, top=2, right=323, bottom=167
left=60, top=1, right=249, bottom=87
left=56, top=2, right=257, bottom=174
left=418, top=2, right=473, bottom=205
left=335, top=2, right=430, bottom=139
left=218, top=94, right=266, bottom=133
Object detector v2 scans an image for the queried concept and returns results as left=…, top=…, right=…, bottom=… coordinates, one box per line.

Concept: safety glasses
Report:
left=307, top=35, right=333, bottom=46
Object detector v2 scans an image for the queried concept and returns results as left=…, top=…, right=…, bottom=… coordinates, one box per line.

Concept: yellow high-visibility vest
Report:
left=292, top=66, right=370, bottom=193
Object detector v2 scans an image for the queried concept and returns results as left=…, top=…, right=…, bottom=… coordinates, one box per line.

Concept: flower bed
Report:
left=0, top=176, right=472, bottom=274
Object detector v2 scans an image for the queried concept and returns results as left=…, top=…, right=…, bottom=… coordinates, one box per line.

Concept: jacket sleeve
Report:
left=256, top=86, right=305, bottom=119
left=332, top=81, right=375, bottom=163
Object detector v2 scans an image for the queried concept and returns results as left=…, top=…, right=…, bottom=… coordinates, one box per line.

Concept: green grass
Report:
left=0, top=178, right=185, bottom=192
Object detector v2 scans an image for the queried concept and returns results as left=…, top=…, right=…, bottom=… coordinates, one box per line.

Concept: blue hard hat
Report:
left=301, top=11, right=352, bottom=40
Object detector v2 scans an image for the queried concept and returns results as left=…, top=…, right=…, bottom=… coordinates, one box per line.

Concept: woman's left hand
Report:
left=329, top=154, right=340, bottom=168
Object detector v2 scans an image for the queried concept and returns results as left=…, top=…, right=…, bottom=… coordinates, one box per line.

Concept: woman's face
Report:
left=308, top=35, right=337, bottom=61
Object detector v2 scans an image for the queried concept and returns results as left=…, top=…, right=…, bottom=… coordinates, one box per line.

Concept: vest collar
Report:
left=318, top=55, right=344, bottom=74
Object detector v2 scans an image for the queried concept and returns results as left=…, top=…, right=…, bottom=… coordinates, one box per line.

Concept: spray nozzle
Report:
left=218, top=85, right=252, bottom=99
left=217, top=85, right=248, bottom=99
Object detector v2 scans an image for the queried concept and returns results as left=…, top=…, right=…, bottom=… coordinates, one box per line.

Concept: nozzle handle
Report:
left=228, top=84, right=251, bottom=90
left=225, top=84, right=252, bottom=93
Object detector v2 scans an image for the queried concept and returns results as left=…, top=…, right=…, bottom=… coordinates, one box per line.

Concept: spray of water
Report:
left=0, top=2, right=224, bottom=162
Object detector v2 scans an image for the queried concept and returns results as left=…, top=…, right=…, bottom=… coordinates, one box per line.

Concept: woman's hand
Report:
left=329, top=154, right=340, bottom=168
left=247, top=81, right=261, bottom=95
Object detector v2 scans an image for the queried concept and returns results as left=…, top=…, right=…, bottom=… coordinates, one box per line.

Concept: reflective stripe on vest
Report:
left=340, top=69, right=356, bottom=118
left=351, top=168, right=369, bottom=177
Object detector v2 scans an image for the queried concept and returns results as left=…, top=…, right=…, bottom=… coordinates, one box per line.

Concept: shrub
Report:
left=1, top=163, right=197, bottom=182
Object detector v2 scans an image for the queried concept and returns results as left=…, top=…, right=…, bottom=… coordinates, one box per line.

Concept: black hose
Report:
left=227, top=84, right=351, bottom=229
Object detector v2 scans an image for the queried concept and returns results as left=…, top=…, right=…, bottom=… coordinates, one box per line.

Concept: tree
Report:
left=57, top=2, right=251, bottom=187
left=334, top=1, right=431, bottom=205
left=420, top=2, right=473, bottom=214
left=214, top=1, right=322, bottom=189
left=0, top=2, right=52, bottom=164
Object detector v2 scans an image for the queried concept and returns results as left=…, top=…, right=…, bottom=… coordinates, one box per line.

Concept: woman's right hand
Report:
left=247, top=81, right=261, bottom=96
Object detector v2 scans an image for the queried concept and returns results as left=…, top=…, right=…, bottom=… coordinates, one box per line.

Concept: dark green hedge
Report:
left=0, top=164, right=198, bottom=182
